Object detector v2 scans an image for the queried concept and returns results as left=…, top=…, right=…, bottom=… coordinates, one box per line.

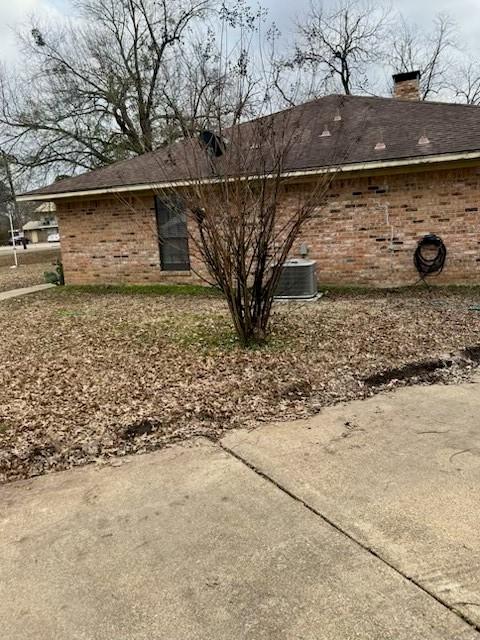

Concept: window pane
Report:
left=159, top=209, right=188, bottom=238
left=160, top=238, right=190, bottom=271
left=155, top=198, right=190, bottom=271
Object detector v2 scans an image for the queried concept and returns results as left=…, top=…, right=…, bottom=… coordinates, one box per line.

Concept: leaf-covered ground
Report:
left=1, top=286, right=480, bottom=482
left=0, top=261, right=53, bottom=293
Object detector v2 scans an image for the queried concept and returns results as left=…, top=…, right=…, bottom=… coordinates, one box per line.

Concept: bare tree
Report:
left=0, top=148, right=38, bottom=245
left=449, top=60, right=480, bottom=105
left=121, top=6, right=357, bottom=346
left=387, top=13, right=456, bottom=99
left=142, top=111, right=352, bottom=346
left=0, top=150, right=23, bottom=227
left=293, top=0, right=390, bottom=95
left=0, top=0, right=219, bottom=175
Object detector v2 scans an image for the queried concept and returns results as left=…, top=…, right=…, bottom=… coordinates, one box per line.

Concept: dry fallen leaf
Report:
left=0, top=286, right=479, bottom=483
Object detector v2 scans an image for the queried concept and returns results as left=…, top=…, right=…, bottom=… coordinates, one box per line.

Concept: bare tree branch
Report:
left=0, top=0, right=214, bottom=177
left=293, top=0, right=390, bottom=95
left=387, top=12, right=456, bottom=99
left=111, top=8, right=361, bottom=346
left=449, top=60, right=480, bottom=105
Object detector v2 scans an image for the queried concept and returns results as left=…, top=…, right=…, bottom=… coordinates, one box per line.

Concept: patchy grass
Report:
left=141, top=313, right=240, bottom=351
left=1, top=286, right=480, bottom=482
left=125, top=312, right=292, bottom=352
left=60, top=283, right=221, bottom=297
left=321, top=283, right=480, bottom=298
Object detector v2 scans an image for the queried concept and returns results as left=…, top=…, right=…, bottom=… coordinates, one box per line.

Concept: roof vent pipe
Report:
left=418, top=130, right=430, bottom=145
left=374, top=129, right=386, bottom=151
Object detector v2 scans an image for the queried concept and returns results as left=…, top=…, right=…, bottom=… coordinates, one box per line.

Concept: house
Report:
left=22, top=203, right=59, bottom=244
left=17, top=71, right=480, bottom=287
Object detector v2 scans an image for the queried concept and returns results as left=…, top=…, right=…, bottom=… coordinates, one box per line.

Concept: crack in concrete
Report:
left=449, top=448, right=479, bottom=464
left=416, top=430, right=450, bottom=434
left=218, top=440, right=480, bottom=636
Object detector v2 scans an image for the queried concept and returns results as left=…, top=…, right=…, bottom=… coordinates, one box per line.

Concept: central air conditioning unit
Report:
left=274, top=259, right=317, bottom=299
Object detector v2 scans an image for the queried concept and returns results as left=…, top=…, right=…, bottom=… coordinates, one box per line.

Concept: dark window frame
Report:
left=155, top=196, right=190, bottom=272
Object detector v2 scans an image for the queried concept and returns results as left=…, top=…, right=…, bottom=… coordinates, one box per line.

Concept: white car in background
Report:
left=8, top=233, right=28, bottom=246
left=47, top=232, right=60, bottom=243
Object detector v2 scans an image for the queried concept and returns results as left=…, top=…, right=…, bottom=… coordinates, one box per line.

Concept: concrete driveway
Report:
left=1, top=378, right=480, bottom=639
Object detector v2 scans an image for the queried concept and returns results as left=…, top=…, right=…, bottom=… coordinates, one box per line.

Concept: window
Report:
left=155, top=197, right=190, bottom=271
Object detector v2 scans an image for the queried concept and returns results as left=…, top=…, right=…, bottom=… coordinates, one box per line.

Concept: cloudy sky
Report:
left=0, top=0, right=64, bottom=62
left=267, top=0, right=479, bottom=39
left=1, top=0, right=479, bottom=63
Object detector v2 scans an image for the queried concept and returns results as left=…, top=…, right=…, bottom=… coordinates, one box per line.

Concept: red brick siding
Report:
left=393, top=78, right=420, bottom=101
left=56, top=194, right=204, bottom=285
left=56, top=165, right=480, bottom=287
left=291, top=165, right=480, bottom=286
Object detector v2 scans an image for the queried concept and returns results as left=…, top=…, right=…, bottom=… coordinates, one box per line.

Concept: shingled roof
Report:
left=19, top=94, right=480, bottom=200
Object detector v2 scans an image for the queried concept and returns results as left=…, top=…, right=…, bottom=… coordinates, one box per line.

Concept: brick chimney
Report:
left=392, top=70, right=421, bottom=101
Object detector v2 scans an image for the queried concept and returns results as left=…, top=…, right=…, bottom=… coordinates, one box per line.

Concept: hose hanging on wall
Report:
left=413, top=234, right=447, bottom=279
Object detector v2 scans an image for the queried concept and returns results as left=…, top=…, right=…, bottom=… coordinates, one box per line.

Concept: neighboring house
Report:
left=17, top=71, right=480, bottom=286
left=22, top=203, right=59, bottom=244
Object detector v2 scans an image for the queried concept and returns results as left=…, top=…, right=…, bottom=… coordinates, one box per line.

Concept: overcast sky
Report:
left=267, top=0, right=479, bottom=38
left=1, top=0, right=479, bottom=64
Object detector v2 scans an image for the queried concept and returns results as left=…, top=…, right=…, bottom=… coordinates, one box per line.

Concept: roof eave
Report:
left=16, top=149, right=480, bottom=202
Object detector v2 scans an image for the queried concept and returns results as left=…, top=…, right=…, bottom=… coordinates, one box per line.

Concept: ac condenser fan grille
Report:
left=275, top=259, right=317, bottom=299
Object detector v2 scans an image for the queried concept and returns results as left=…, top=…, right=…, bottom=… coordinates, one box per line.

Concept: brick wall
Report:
left=393, top=79, right=420, bottom=101
left=56, top=164, right=480, bottom=287
left=56, top=193, right=204, bottom=285
left=286, top=164, right=480, bottom=287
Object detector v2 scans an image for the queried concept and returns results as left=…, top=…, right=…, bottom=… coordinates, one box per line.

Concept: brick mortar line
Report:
left=218, top=440, right=480, bottom=635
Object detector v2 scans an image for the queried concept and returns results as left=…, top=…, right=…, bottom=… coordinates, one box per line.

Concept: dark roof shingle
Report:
left=22, top=94, right=480, bottom=198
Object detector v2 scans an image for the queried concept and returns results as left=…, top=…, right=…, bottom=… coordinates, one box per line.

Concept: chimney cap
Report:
left=392, top=70, right=421, bottom=83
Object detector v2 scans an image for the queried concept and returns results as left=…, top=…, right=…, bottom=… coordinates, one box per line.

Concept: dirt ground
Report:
left=1, top=286, right=480, bottom=482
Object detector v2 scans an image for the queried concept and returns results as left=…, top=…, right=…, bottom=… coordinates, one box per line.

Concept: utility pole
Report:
left=7, top=212, right=18, bottom=268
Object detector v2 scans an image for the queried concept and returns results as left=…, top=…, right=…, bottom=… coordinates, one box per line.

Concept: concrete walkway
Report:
left=223, top=377, right=480, bottom=632
left=0, top=283, right=54, bottom=301
left=1, top=379, right=480, bottom=639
